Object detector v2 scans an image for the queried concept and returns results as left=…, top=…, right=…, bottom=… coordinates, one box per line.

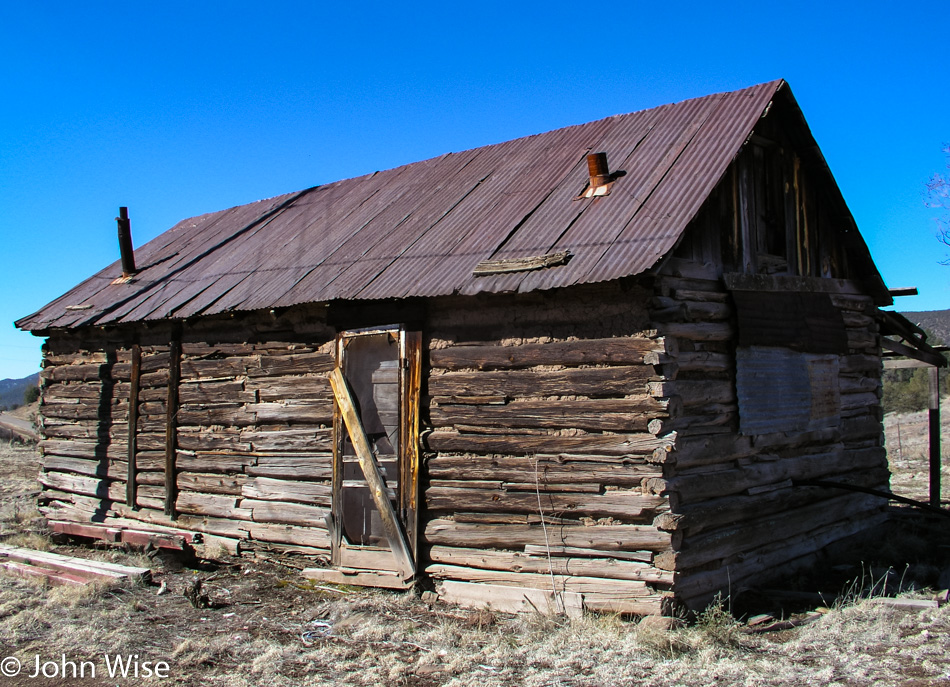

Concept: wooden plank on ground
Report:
left=0, top=561, right=88, bottom=586
left=0, top=544, right=151, bottom=585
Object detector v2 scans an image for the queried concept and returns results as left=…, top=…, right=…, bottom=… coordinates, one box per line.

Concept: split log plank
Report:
left=247, top=351, right=334, bottom=377
left=246, top=376, right=331, bottom=402
left=245, top=522, right=331, bottom=549
left=427, top=545, right=673, bottom=584
left=430, top=337, right=666, bottom=371
left=242, top=476, right=332, bottom=506
left=426, top=486, right=664, bottom=520
left=175, top=453, right=255, bottom=474
left=39, top=471, right=125, bottom=502
left=425, top=519, right=671, bottom=552
left=430, top=398, right=672, bottom=433
left=43, top=455, right=130, bottom=480
left=175, top=492, right=253, bottom=520
left=438, top=580, right=584, bottom=617
left=241, top=498, right=328, bottom=527
left=241, top=428, right=333, bottom=452
left=425, top=431, right=673, bottom=456
left=428, top=366, right=654, bottom=399
left=176, top=472, right=247, bottom=495
left=522, top=544, right=653, bottom=562
left=245, top=456, right=332, bottom=480
left=427, top=455, right=660, bottom=486
left=426, top=565, right=668, bottom=613
left=178, top=380, right=255, bottom=404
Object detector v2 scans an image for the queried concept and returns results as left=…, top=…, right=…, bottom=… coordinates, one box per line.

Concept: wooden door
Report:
left=328, top=326, right=421, bottom=585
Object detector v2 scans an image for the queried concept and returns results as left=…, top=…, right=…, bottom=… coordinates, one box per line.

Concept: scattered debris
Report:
left=300, top=621, right=334, bottom=645
left=184, top=579, right=212, bottom=609
left=867, top=597, right=939, bottom=610
left=742, top=612, right=823, bottom=634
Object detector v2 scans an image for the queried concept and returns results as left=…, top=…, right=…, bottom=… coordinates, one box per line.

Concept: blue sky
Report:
left=1, top=2, right=948, bottom=380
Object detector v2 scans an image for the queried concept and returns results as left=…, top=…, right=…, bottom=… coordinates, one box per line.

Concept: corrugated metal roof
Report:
left=21, top=80, right=800, bottom=331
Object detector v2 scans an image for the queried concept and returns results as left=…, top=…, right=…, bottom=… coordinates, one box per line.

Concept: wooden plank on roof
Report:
left=472, top=251, right=571, bottom=276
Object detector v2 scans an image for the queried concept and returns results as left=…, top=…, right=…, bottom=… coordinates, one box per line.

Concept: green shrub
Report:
left=23, top=385, right=40, bottom=405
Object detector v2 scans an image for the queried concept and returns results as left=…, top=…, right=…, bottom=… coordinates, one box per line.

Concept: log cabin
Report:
left=16, top=79, right=939, bottom=615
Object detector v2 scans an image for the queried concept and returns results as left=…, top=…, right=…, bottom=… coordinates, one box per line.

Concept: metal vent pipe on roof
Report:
left=117, top=206, right=137, bottom=277
left=587, top=152, right=611, bottom=187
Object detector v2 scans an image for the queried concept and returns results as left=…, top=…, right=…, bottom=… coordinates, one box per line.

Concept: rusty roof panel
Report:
left=269, top=158, right=458, bottom=307
left=351, top=141, right=524, bottom=300
left=583, top=83, right=776, bottom=287
left=383, top=131, right=587, bottom=300
left=513, top=96, right=720, bottom=294
left=20, top=79, right=873, bottom=332
left=454, top=115, right=622, bottom=297
left=318, top=150, right=494, bottom=302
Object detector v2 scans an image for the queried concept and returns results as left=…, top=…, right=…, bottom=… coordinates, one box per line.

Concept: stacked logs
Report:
left=37, top=311, right=337, bottom=556
left=645, top=265, right=887, bottom=609
left=421, top=285, right=679, bottom=614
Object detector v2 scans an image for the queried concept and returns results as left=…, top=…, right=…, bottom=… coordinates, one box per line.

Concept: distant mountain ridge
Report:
left=0, top=373, right=40, bottom=410
left=902, top=309, right=950, bottom=346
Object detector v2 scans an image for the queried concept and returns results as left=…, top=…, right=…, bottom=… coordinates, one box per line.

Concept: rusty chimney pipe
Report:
left=587, top=152, right=611, bottom=187
left=117, top=206, right=137, bottom=277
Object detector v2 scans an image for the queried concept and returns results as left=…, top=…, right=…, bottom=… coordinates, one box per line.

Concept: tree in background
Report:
left=881, top=326, right=950, bottom=414
left=883, top=365, right=950, bottom=414
left=23, top=385, right=40, bottom=405
left=926, top=145, right=950, bottom=264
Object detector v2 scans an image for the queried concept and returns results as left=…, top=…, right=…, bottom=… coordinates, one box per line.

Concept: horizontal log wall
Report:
left=650, top=259, right=887, bottom=610
left=423, top=283, right=676, bottom=615
left=37, top=307, right=336, bottom=556
left=33, top=269, right=887, bottom=614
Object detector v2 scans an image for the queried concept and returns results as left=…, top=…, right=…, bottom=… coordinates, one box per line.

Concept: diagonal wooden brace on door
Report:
left=328, top=367, right=416, bottom=581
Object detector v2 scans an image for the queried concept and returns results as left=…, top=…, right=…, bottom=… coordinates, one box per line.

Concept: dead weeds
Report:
left=0, top=438, right=948, bottom=685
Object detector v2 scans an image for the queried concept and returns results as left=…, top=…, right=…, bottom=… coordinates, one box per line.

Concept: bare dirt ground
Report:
left=884, top=402, right=950, bottom=504
left=0, top=425, right=947, bottom=686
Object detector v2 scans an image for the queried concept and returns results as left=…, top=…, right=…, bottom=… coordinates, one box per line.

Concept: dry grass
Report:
left=0, top=437, right=947, bottom=685
left=884, top=399, right=950, bottom=504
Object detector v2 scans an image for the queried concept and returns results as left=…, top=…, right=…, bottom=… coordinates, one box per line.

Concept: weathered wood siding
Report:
left=422, top=283, right=677, bottom=615
left=648, top=260, right=887, bottom=609
left=37, top=307, right=337, bottom=555
left=34, top=267, right=887, bottom=614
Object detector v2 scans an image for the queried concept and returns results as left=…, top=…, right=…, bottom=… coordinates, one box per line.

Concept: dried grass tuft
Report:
left=4, top=532, right=50, bottom=551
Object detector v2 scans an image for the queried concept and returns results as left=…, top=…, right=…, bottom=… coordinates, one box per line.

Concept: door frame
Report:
left=329, top=324, right=422, bottom=583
